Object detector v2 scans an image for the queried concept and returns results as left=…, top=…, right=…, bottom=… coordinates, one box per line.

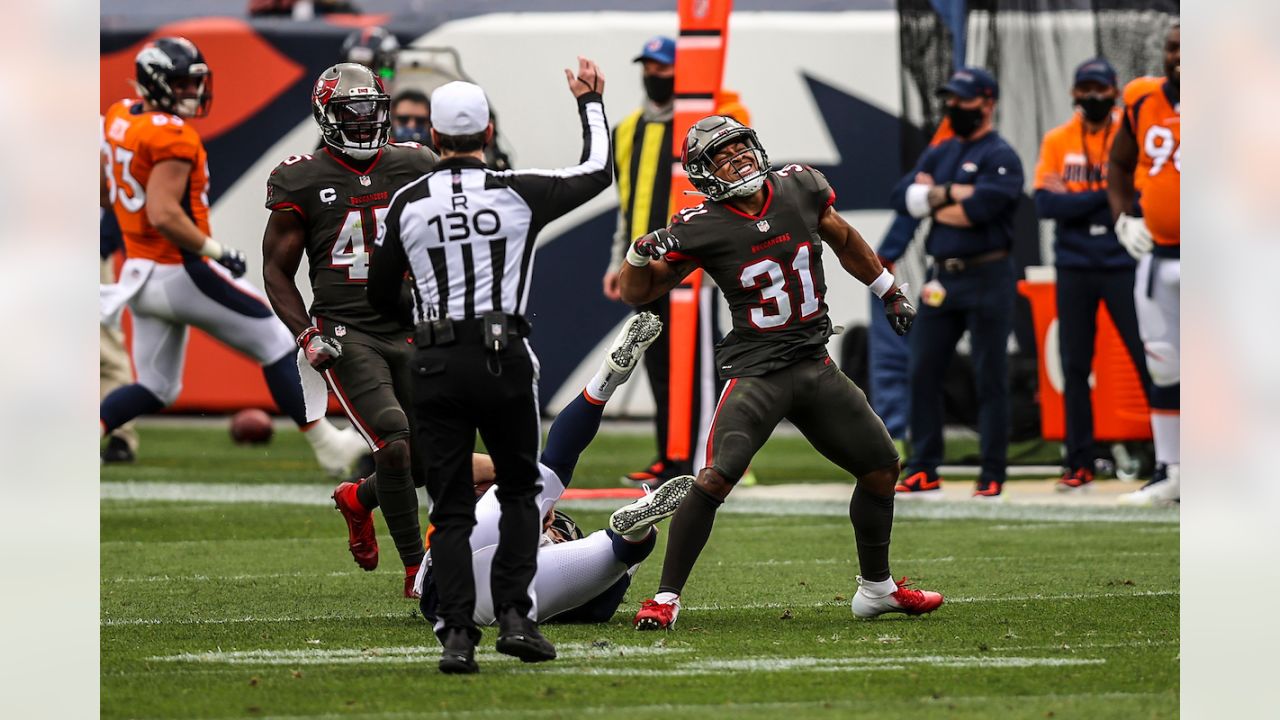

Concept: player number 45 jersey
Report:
left=266, top=144, right=438, bottom=334
left=663, top=164, right=837, bottom=379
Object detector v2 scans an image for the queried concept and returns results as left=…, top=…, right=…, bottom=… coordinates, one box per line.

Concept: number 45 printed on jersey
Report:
left=331, top=205, right=389, bottom=281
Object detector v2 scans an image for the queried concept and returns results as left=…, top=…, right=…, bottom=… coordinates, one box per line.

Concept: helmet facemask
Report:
left=324, top=96, right=391, bottom=159
left=134, top=39, right=213, bottom=118
left=169, top=66, right=212, bottom=118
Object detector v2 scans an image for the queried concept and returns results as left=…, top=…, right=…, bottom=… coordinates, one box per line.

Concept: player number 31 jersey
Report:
left=663, top=164, right=837, bottom=379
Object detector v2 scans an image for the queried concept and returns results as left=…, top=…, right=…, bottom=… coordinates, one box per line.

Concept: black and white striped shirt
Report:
left=368, top=93, right=610, bottom=324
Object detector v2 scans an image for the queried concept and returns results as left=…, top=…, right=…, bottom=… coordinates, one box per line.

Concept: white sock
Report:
left=860, top=577, right=898, bottom=597
left=655, top=591, right=680, bottom=605
left=622, top=526, right=655, bottom=543
left=584, top=360, right=631, bottom=404
left=303, top=418, right=338, bottom=446
left=1151, top=412, right=1180, bottom=466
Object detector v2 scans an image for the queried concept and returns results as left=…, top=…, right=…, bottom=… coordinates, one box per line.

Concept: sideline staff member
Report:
left=1033, top=58, right=1151, bottom=491
left=369, top=59, right=611, bottom=674
left=890, top=67, right=1024, bottom=499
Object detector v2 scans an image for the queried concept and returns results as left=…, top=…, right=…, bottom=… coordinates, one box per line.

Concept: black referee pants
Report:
left=412, top=333, right=542, bottom=640
left=1055, top=266, right=1152, bottom=470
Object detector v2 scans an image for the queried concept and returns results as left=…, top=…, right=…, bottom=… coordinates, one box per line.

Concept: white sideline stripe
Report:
left=149, top=642, right=688, bottom=666
left=101, top=589, right=1177, bottom=626
left=101, top=481, right=1180, bottom=524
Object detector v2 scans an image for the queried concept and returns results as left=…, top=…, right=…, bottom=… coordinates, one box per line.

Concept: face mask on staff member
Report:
left=943, top=96, right=993, bottom=139
left=936, top=67, right=998, bottom=140
left=642, top=60, right=675, bottom=105
left=1072, top=81, right=1117, bottom=125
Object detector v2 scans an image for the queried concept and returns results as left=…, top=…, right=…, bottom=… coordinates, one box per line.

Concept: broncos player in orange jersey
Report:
left=99, top=37, right=367, bottom=476
left=1108, top=24, right=1180, bottom=505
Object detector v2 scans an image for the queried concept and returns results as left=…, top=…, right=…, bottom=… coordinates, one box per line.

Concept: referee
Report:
left=368, top=57, right=610, bottom=674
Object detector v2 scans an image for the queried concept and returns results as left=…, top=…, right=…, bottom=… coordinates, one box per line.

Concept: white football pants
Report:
left=128, top=261, right=295, bottom=405
left=1134, top=255, right=1180, bottom=387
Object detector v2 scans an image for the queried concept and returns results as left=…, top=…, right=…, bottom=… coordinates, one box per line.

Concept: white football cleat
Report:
left=307, top=420, right=371, bottom=477
left=1119, top=465, right=1180, bottom=506
left=609, top=475, right=695, bottom=537
left=851, top=576, right=944, bottom=619
left=607, top=312, right=663, bottom=376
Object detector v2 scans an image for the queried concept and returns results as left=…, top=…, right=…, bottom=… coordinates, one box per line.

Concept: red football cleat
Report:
left=852, top=576, right=944, bottom=618
left=404, top=565, right=421, bottom=599
left=633, top=597, right=679, bottom=630
left=895, top=470, right=944, bottom=499
left=623, top=460, right=666, bottom=485
left=332, top=480, right=378, bottom=571
left=1056, top=467, right=1095, bottom=492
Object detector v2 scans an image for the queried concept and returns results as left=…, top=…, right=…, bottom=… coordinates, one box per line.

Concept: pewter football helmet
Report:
left=311, top=63, right=392, bottom=160
left=681, top=115, right=771, bottom=201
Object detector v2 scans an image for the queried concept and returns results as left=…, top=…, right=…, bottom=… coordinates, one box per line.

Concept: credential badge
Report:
left=756, top=220, right=770, bottom=233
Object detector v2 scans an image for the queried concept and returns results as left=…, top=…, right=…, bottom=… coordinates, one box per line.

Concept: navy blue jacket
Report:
left=1034, top=189, right=1134, bottom=269
left=890, top=132, right=1024, bottom=259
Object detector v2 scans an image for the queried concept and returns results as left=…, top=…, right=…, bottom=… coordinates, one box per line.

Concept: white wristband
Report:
left=199, top=237, right=224, bottom=259
left=868, top=268, right=896, bottom=298
left=904, top=183, right=932, bottom=219
left=625, top=245, right=651, bottom=267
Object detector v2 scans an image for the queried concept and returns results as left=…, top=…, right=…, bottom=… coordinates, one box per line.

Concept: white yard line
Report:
left=101, top=481, right=1180, bottom=524
left=101, top=588, right=1177, bottom=627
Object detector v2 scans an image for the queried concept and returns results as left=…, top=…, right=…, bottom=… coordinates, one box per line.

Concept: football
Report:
left=229, top=409, right=274, bottom=445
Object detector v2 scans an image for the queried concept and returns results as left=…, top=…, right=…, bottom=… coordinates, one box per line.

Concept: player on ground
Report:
left=618, top=117, right=943, bottom=630
left=262, top=63, right=439, bottom=596
left=412, top=312, right=690, bottom=673
left=1109, top=25, right=1180, bottom=506
left=99, top=37, right=366, bottom=476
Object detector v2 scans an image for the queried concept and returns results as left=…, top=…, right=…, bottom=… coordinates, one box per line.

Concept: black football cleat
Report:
left=438, top=627, right=479, bottom=675
left=101, top=436, right=135, bottom=464
left=495, top=607, right=556, bottom=663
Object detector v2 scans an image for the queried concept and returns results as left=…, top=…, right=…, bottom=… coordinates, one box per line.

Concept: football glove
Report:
left=882, top=285, right=916, bottom=336
left=1115, top=214, right=1153, bottom=259
left=297, top=327, right=342, bottom=371
left=216, top=247, right=248, bottom=279
left=632, top=229, right=681, bottom=261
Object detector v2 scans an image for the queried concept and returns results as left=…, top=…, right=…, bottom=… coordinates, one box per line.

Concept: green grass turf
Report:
left=101, top=424, right=1060, bottom=489
left=101, top=429, right=1177, bottom=719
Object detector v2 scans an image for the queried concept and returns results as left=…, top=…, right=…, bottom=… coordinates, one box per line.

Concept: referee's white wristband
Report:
left=625, top=245, right=651, bottom=267
left=199, top=237, right=224, bottom=259
left=904, top=184, right=932, bottom=219
left=868, top=268, right=896, bottom=298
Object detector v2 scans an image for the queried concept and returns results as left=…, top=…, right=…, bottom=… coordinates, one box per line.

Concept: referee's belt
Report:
left=934, top=249, right=1009, bottom=274
left=414, top=313, right=531, bottom=348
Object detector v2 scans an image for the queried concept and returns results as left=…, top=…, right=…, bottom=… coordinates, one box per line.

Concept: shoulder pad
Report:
left=1123, top=76, right=1162, bottom=106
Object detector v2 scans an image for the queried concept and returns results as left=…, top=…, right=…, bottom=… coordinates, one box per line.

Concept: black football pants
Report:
left=1055, top=267, right=1152, bottom=470
left=412, top=334, right=542, bottom=640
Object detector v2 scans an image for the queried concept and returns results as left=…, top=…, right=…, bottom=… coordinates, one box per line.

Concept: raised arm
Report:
left=501, top=57, right=612, bottom=226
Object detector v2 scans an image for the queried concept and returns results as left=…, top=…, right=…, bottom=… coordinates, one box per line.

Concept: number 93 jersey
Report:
left=266, top=144, right=438, bottom=333
left=664, top=164, right=837, bottom=379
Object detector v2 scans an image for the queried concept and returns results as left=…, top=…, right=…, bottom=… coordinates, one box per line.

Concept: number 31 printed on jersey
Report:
left=739, top=243, right=822, bottom=330
left=330, top=206, right=389, bottom=281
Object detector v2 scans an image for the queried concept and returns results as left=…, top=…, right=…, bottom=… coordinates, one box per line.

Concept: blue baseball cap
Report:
left=937, top=67, right=999, bottom=100
left=1073, top=58, right=1118, bottom=88
left=633, top=36, right=675, bottom=65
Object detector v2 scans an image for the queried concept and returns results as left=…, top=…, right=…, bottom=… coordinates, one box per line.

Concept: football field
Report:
left=102, top=426, right=1178, bottom=719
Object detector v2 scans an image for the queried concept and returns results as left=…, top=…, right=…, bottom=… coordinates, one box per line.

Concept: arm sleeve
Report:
left=889, top=147, right=937, bottom=214
left=960, top=147, right=1025, bottom=225
left=264, top=164, right=307, bottom=218
left=1034, top=189, right=1109, bottom=221
left=368, top=202, right=412, bottom=321
left=503, top=93, right=612, bottom=228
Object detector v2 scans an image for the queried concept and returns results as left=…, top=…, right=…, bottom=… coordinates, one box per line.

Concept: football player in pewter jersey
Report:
left=618, top=116, right=943, bottom=629
left=262, top=63, right=440, bottom=597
